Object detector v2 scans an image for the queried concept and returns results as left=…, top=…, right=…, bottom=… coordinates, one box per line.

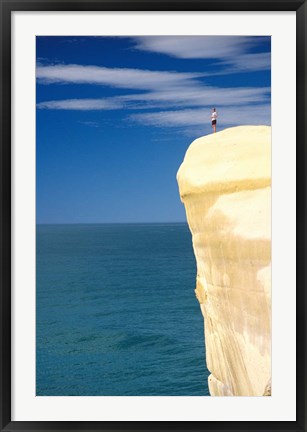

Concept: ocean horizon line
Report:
left=36, top=221, right=188, bottom=226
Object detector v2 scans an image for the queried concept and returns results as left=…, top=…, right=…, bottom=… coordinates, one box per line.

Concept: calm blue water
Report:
left=36, top=223, right=210, bottom=396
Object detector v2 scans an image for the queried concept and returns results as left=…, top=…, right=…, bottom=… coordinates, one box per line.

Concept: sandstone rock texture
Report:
left=177, top=126, right=271, bottom=396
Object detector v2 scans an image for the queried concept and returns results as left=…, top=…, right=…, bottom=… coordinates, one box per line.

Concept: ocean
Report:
left=36, top=223, right=210, bottom=396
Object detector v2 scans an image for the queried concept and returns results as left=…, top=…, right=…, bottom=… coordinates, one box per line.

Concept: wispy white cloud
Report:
left=37, top=85, right=270, bottom=111
left=132, top=36, right=270, bottom=73
left=133, top=36, right=257, bottom=59
left=218, top=52, right=271, bottom=73
left=121, top=86, right=270, bottom=109
left=78, top=121, right=100, bottom=127
left=129, top=105, right=271, bottom=128
left=36, top=64, right=202, bottom=90
left=37, top=98, right=123, bottom=110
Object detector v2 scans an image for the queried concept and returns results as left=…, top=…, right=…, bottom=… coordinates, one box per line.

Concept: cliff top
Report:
left=177, top=125, right=271, bottom=198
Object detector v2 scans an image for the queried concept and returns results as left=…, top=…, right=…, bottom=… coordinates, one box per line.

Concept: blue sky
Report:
left=36, top=36, right=271, bottom=224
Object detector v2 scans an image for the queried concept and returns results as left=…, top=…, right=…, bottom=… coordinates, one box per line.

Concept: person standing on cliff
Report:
left=211, top=107, right=217, bottom=133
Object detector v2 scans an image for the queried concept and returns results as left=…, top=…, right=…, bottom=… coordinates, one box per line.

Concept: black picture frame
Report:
left=1, top=0, right=305, bottom=430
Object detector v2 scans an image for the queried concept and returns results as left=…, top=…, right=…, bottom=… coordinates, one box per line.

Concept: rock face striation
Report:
left=177, top=126, right=271, bottom=396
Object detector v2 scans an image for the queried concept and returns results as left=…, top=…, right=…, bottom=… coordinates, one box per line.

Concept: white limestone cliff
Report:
left=177, top=126, right=271, bottom=396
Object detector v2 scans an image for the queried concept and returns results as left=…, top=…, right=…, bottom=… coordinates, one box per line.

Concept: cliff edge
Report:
left=177, top=125, right=271, bottom=396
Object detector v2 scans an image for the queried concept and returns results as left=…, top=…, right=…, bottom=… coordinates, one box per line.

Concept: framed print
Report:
left=1, top=0, right=305, bottom=430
